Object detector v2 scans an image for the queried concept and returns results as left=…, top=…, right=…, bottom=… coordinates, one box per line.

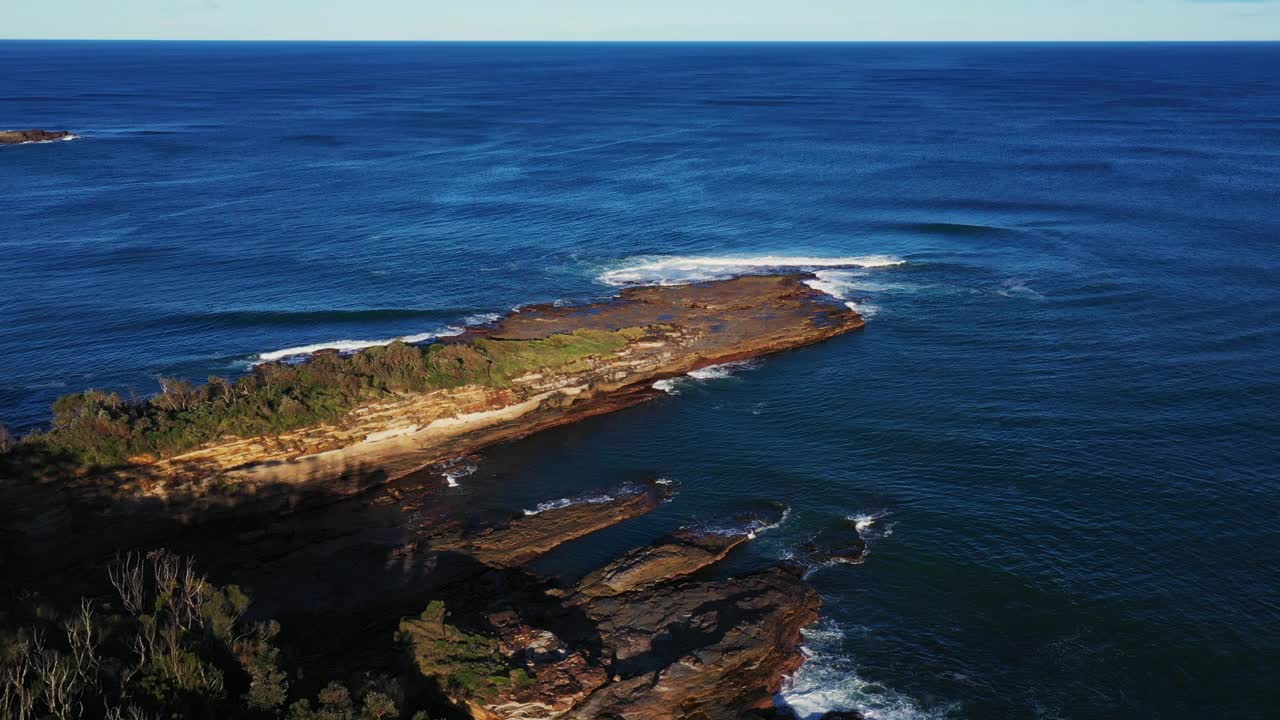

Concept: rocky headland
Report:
left=0, top=274, right=870, bottom=719
left=3, top=274, right=863, bottom=566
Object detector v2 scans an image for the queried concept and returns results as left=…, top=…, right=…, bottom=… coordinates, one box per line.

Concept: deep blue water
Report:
left=3, top=42, right=1279, bottom=719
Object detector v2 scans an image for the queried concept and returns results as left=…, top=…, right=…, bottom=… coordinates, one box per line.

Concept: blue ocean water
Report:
left=2, top=41, right=1279, bottom=718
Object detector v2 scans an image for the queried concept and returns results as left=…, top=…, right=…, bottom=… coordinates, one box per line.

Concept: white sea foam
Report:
left=802, top=269, right=866, bottom=299
left=437, top=457, right=478, bottom=488
left=597, top=254, right=905, bottom=287
left=654, top=359, right=759, bottom=394
left=687, top=359, right=758, bottom=380
left=702, top=507, right=791, bottom=540
left=850, top=512, right=880, bottom=534
left=252, top=327, right=464, bottom=365
left=652, top=378, right=682, bottom=394
left=801, top=268, right=887, bottom=317
left=523, top=481, right=675, bottom=515
left=522, top=491, right=621, bottom=516
left=848, top=511, right=895, bottom=540
left=464, top=312, right=503, bottom=325
left=779, top=621, right=946, bottom=720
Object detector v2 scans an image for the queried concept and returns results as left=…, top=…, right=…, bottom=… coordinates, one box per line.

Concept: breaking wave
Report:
left=436, top=457, right=478, bottom=488
left=688, top=359, right=759, bottom=380
left=697, top=507, right=791, bottom=540
left=653, top=359, right=759, bottom=393
left=252, top=327, right=464, bottom=364
left=522, top=480, right=673, bottom=516
left=652, top=378, right=682, bottom=394
left=803, top=269, right=881, bottom=316
left=597, top=254, right=905, bottom=287
left=779, top=621, right=946, bottom=720
left=523, top=492, right=617, bottom=516
left=463, top=312, right=503, bottom=326
left=848, top=510, right=894, bottom=539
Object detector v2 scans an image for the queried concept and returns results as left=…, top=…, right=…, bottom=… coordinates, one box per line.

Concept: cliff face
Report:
left=93, top=274, right=862, bottom=510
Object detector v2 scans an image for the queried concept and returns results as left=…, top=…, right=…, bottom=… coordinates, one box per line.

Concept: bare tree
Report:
left=105, top=704, right=154, bottom=720
left=64, top=599, right=100, bottom=689
left=109, top=552, right=146, bottom=617
left=35, top=637, right=81, bottom=720
left=0, top=636, right=36, bottom=720
left=108, top=550, right=232, bottom=697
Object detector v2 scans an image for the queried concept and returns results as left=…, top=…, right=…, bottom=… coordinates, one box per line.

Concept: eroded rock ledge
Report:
left=159, top=274, right=861, bottom=500
left=12, top=271, right=860, bottom=512
left=391, top=487, right=821, bottom=720
left=3, top=275, right=863, bottom=563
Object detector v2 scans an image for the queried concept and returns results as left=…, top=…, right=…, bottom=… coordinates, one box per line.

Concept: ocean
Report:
left=2, top=41, right=1278, bottom=718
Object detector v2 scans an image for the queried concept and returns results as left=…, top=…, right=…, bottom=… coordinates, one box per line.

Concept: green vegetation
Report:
left=6, top=329, right=639, bottom=474
left=0, top=551, right=407, bottom=720
left=396, top=601, right=530, bottom=701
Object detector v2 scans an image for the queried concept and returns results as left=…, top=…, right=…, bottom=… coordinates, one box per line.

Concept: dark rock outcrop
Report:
left=400, top=515, right=821, bottom=720
left=0, top=129, right=73, bottom=144
left=797, top=519, right=868, bottom=567
left=568, top=528, right=751, bottom=599
left=422, top=481, right=676, bottom=568
left=566, top=565, right=820, bottom=720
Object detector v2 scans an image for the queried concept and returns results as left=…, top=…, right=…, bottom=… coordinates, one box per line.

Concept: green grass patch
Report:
left=396, top=601, right=516, bottom=700
left=4, top=327, right=642, bottom=477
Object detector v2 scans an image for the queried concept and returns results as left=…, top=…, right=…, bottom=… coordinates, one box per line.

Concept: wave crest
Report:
left=254, top=327, right=463, bottom=364
left=653, top=359, right=759, bottom=393
left=597, top=254, right=905, bottom=287
left=522, top=480, right=674, bottom=516
left=779, top=621, right=945, bottom=720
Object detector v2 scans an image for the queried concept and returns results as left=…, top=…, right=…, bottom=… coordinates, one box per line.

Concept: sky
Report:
left=3, top=0, right=1278, bottom=41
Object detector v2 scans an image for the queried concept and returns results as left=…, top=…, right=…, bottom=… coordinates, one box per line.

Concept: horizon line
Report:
left=3, top=38, right=1279, bottom=44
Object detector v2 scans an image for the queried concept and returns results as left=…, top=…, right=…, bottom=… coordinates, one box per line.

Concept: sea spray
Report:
left=435, top=457, right=478, bottom=488
left=779, top=621, right=944, bottom=720
left=254, top=326, right=464, bottom=365
left=598, top=254, right=906, bottom=287
left=653, top=359, right=760, bottom=393
left=522, top=480, right=676, bottom=516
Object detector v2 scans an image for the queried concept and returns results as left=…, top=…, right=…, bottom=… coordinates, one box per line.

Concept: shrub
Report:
left=11, top=327, right=648, bottom=478
left=396, top=601, right=511, bottom=700
left=0, top=551, right=409, bottom=720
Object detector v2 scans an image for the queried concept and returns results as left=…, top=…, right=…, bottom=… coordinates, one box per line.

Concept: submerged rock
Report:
left=424, top=480, right=676, bottom=568
left=797, top=517, right=869, bottom=567
left=0, top=129, right=74, bottom=144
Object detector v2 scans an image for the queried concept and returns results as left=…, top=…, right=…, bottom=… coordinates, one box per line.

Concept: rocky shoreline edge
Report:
left=4, top=274, right=865, bottom=562
left=1, top=274, right=870, bottom=719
